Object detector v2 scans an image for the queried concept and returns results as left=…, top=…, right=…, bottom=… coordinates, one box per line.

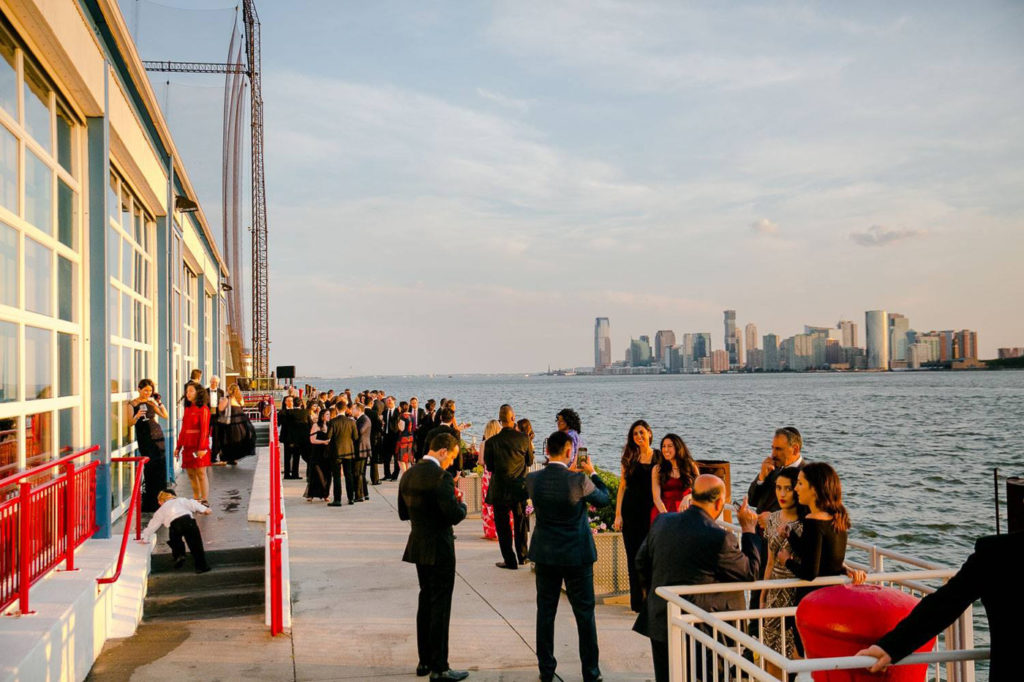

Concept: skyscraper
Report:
left=745, top=323, right=758, bottom=353
left=694, top=333, right=712, bottom=360
left=630, top=337, right=652, bottom=367
left=865, top=310, right=889, bottom=370
left=724, top=310, right=738, bottom=366
left=838, top=320, right=858, bottom=348
left=654, top=330, right=676, bottom=365
left=763, top=334, right=780, bottom=371
left=594, top=317, right=611, bottom=369
left=889, top=313, right=910, bottom=366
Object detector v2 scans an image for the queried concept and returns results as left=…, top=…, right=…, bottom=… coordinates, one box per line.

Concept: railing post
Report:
left=63, top=462, right=77, bottom=571
left=135, top=462, right=142, bottom=541
left=18, top=481, right=34, bottom=615
left=668, top=603, right=682, bottom=681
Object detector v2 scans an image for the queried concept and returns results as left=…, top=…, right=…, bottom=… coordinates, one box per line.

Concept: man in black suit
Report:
left=207, top=375, right=225, bottom=464
left=365, top=397, right=383, bottom=485
left=325, top=406, right=358, bottom=507
left=633, top=475, right=759, bottom=682
left=527, top=431, right=609, bottom=682
left=398, top=432, right=469, bottom=682
left=382, top=396, right=401, bottom=481
left=858, top=530, right=1022, bottom=679
left=414, top=399, right=437, bottom=461
left=420, top=407, right=459, bottom=463
left=348, top=402, right=371, bottom=503
left=747, top=426, right=805, bottom=516
left=484, top=404, right=534, bottom=569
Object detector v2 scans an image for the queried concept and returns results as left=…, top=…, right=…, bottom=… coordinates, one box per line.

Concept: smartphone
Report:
left=577, top=447, right=589, bottom=463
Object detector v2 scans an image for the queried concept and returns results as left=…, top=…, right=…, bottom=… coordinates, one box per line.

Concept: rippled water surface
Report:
left=313, top=371, right=1024, bottom=570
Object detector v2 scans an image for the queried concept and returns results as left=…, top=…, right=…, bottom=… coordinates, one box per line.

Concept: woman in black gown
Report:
left=304, top=406, right=330, bottom=501
left=219, top=384, right=256, bottom=464
left=613, top=419, right=658, bottom=612
left=131, top=379, right=169, bottom=512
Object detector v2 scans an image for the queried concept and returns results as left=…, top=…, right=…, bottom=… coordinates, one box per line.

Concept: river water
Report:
left=310, top=370, right=1024, bottom=571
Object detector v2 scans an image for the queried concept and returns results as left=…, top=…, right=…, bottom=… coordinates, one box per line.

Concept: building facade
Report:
left=723, top=309, right=737, bottom=366
left=653, top=329, right=675, bottom=365
left=0, top=1, right=228, bottom=536
left=593, top=317, right=611, bottom=369
left=865, top=310, right=889, bottom=370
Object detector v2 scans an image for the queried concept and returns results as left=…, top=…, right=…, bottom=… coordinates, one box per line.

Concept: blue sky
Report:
left=127, top=1, right=1024, bottom=374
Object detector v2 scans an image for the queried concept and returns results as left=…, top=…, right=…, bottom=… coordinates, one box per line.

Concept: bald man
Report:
left=633, top=475, right=760, bottom=682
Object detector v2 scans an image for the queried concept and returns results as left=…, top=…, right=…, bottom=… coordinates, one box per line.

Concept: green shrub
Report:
left=589, top=466, right=620, bottom=531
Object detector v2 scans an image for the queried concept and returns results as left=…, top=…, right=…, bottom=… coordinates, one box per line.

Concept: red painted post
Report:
left=18, top=481, right=34, bottom=615
left=135, top=462, right=142, bottom=541
left=63, top=461, right=76, bottom=571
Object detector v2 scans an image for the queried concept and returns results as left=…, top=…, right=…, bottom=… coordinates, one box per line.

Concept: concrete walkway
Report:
left=89, top=470, right=655, bottom=682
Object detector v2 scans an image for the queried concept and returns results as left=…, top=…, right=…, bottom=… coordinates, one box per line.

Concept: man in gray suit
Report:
left=633, top=475, right=759, bottom=682
left=325, top=406, right=358, bottom=507
left=527, top=431, right=610, bottom=682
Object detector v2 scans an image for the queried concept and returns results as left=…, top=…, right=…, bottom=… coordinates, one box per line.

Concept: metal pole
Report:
left=18, top=481, right=34, bottom=615
left=993, top=468, right=1000, bottom=535
left=63, top=462, right=76, bottom=571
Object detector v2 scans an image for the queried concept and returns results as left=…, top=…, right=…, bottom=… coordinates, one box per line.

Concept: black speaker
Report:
left=276, top=365, right=295, bottom=380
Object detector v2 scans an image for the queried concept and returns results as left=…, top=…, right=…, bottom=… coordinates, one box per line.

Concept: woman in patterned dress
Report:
left=760, top=466, right=804, bottom=676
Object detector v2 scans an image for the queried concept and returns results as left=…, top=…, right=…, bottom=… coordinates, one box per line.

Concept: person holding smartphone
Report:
left=131, top=379, right=169, bottom=512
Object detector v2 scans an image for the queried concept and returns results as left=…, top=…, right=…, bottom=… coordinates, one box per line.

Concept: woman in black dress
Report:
left=130, top=379, right=169, bottom=512
left=777, top=461, right=850, bottom=605
left=613, top=419, right=658, bottom=612
left=218, top=384, right=256, bottom=465
left=304, top=406, right=330, bottom=502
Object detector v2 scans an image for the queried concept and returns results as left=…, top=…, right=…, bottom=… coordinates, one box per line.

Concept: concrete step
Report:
left=151, top=546, right=262, bottom=573
left=147, top=562, right=263, bottom=596
left=253, top=422, right=271, bottom=446
left=143, top=585, right=264, bottom=621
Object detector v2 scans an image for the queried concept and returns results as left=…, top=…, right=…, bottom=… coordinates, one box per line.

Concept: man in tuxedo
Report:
left=207, top=375, right=225, bottom=464
left=365, top=396, right=383, bottom=485
left=420, top=407, right=459, bottom=462
left=484, top=404, right=534, bottom=570
left=527, top=431, right=609, bottom=682
left=353, top=402, right=372, bottom=501
left=398, top=433, right=469, bottom=682
left=414, top=399, right=437, bottom=461
left=633, top=475, right=759, bottom=682
left=382, top=396, right=401, bottom=481
left=747, top=426, right=805, bottom=516
left=325, top=406, right=358, bottom=507
left=858, top=530, right=1023, bottom=679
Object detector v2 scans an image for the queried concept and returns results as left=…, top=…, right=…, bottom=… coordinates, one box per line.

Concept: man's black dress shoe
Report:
left=429, top=670, right=469, bottom=681
left=327, top=501, right=342, bottom=507
left=495, top=561, right=518, bottom=570
left=416, top=663, right=430, bottom=677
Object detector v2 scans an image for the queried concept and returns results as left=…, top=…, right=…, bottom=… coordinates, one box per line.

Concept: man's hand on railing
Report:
left=855, top=645, right=891, bottom=673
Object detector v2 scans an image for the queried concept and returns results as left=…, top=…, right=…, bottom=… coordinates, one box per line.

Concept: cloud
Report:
left=476, top=87, right=531, bottom=113
left=751, top=218, right=779, bottom=235
left=849, top=224, right=926, bottom=247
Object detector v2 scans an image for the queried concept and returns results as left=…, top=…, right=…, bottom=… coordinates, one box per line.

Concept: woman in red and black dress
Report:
left=175, top=381, right=210, bottom=505
left=651, top=433, right=699, bottom=522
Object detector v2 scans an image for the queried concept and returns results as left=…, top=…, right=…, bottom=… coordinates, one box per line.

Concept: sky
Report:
left=124, top=1, right=1024, bottom=375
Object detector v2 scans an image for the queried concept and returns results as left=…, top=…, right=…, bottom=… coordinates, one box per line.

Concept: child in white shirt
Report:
left=142, top=489, right=212, bottom=573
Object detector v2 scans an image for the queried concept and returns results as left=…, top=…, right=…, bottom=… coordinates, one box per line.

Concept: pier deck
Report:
left=88, top=470, right=654, bottom=681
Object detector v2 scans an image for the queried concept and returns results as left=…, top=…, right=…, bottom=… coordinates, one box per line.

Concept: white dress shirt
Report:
left=141, top=497, right=209, bottom=540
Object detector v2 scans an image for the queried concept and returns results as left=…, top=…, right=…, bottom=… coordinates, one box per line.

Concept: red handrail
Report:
left=1, top=446, right=101, bottom=615
left=268, top=407, right=284, bottom=635
left=97, top=456, right=149, bottom=586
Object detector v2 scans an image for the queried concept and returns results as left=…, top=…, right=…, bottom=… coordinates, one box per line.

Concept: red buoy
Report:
left=796, top=585, right=936, bottom=681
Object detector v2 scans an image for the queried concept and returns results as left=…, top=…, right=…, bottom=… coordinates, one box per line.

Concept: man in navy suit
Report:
left=398, top=432, right=469, bottom=682
left=633, top=475, right=760, bottom=682
left=526, top=431, right=610, bottom=682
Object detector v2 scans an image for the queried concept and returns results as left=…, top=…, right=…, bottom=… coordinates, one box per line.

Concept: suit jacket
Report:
left=278, top=408, right=311, bottom=446
left=747, top=458, right=807, bottom=513
left=382, top=407, right=401, bottom=440
left=876, top=531, right=1022, bottom=680
left=484, top=427, right=534, bottom=505
left=397, top=459, right=467, bottom=567
left=420, top=423, right=460, bottom=462
left=527, top=463, right=610, bottom=566
left=355, top=414, right=372, bottom=457
left=326, top=414, right=358, bottom=460
left=633, top=506, right=760, bottom=642
left=365, top=407, right=382, bottom=446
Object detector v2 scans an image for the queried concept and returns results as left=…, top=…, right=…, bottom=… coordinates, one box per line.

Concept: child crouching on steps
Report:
left=141, top=489, right=212, bottom=573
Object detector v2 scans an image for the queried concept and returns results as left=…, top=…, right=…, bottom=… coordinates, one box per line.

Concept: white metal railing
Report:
left=657, top=570, right=989, bottom=682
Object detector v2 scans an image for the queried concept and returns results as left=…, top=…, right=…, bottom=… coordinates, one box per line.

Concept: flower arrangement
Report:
left=588, top=467, right=620, bottom=534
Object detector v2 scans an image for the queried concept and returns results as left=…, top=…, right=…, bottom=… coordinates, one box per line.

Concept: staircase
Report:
left=144, top=546, right=264, bottom=620
left=253, top=421, right=271, bottom=447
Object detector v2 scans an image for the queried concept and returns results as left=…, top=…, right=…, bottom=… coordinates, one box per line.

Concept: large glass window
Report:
left=0, top=221, right=15, bottom=306
left=0, top=320, right=15, bottom=402
left=24, top=236, right=51, bottom=315
left=0, top=21, right=82, bottom=483
left=25, top=325, right=52, bottom=400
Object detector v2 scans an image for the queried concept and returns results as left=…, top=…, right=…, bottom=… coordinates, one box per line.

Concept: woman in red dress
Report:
left=650, top=432, right=700, bottom=522
left=175, top=381, right=211, bottom=505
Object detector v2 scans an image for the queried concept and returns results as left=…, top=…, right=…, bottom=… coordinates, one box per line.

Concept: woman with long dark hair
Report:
left=650, top=433, right=700, bottom=522
left=760, top=466, right=804, bottom=674
left=555, top=408, right=582, bottom=464
left=174, top=381, right=210, bottom=504
left=304, top=405, right=330, bottom=502
left=131, top=379, right=169, bottom=512
left=777, top=462, right=850, bottom=604
left=613, top=419, right=658, bottom=612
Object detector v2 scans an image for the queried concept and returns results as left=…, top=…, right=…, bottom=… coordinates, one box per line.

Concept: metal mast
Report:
left=144, top=0, right=270, bottom=381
